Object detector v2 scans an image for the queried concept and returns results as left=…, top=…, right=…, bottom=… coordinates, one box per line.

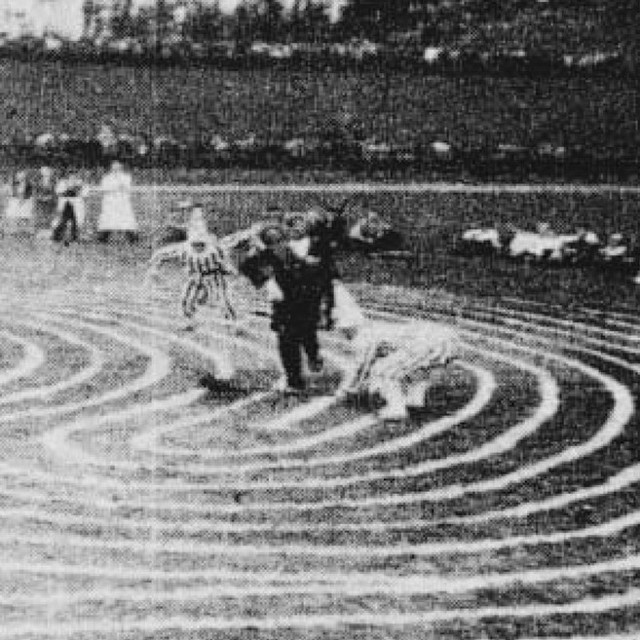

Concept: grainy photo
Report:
left=0, top=0, right=639, bottom=638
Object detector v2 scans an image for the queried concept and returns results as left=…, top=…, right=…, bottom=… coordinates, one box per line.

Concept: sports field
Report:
left=2, top=184, right=640, bottom=638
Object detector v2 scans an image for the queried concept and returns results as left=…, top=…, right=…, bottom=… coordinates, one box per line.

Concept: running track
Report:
left=1, top=239, right=640, bottom=639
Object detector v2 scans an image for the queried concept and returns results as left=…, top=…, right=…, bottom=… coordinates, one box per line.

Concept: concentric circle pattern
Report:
left=2, top=245, right=640, bottom=639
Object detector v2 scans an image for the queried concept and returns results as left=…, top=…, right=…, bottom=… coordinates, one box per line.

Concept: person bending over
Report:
left=334, top=290, right=459, bottom=421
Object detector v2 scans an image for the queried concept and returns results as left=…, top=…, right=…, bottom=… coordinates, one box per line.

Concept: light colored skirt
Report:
left=97, top=193, right=138, bottom=232
left=5, top=197, right=34, bottom=220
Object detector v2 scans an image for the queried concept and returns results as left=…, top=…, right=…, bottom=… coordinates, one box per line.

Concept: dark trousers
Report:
left=52, top=203, right=77, bottom=245
left=274, top=310, right=320, bottom=390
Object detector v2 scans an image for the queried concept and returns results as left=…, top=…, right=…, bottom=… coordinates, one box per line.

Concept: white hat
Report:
left=187, top=207, right=209, bottom=243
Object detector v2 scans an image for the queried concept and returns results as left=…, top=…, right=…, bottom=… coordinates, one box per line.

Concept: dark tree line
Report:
left=89, top=0, right=333, bottom=46
left=81, top=0, right=639, bottom=55
left=91, top=0, right=465, bottom=47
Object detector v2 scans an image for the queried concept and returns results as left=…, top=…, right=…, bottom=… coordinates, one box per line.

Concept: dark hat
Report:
left=259, top=223, right=286, bottom=246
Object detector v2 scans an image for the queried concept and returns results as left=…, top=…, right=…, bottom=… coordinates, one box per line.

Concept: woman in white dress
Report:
left=96, top=161, right=138, bottom=243
left=4, top=170, right=35, bottom=235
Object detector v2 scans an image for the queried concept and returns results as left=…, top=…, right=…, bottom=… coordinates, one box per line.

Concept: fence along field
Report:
left=2, top=181, right=640, bottom=638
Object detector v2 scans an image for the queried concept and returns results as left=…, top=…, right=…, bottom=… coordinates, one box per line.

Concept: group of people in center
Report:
left=239, top=208, right=343, bottom=394
left=148, top=201, right=459, bottom=422
left=236, top=207, right=459, bottom=420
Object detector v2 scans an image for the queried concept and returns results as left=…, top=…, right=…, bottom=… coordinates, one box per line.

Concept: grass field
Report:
left=2, top=184, right=640, bottom=638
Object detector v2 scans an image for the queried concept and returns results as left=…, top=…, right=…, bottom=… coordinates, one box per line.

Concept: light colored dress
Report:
left=5, top=175, right=34, bottom=221
left=97, top=169, right=138, bottom=232
left=5, top=196, right=33, bottom=221
left=4, top=176, right=35, bottom=235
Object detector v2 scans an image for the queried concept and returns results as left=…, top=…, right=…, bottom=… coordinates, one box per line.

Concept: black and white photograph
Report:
left=0, top=0, right=639, bottom=637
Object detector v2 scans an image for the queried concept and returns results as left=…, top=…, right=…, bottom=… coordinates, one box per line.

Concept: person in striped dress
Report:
left=181, top=229, right=237, bottom=324
left=333, top=286, right=459, bottom=421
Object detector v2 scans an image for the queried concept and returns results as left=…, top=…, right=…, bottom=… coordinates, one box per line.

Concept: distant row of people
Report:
left=2, top=161, right=139, bottom=244
left=456, top=222, right=639, bottom=273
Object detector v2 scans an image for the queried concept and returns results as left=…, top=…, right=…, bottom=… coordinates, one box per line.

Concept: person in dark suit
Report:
left=240, top=220, right=324, bottom=393
left=305, top=206, right=347, bottom=330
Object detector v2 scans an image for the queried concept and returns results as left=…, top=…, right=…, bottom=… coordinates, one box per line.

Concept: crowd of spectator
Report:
left=2, top=33, right=635, bottom=79
left=455, top=221, right=640, bottom=277
left=4, top=124, right=638, bottom=183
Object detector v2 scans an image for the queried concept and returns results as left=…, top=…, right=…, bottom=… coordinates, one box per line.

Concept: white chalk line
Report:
left=0, top=308, right=624, bottom=524
left=182, top=353, right=540, bottom=486
left=76, top=360, right=492, bottom=480
left=27, top=301, right=466, bottom=486
left=0, top=292, right=636, bottom=502
left=502, top=295, right=640, bottom=330
left=3, top=489, right=640, bottom=559
left=0, top=288, right=636, bottom=576
left=362, top=305, right=640, bottom=520
left=3, top=228, right=640, bottom=632
left=0, top=314, right=172, bottom=428
left=112, top=306, right=354, bottom=447
left=459, top=302, right=640, bottom=364
left=0, top=303, right=285, bottom=490
left=2, top=300, right=364, bottom=490
left=7, top=324, right=501, bottom=491
left=0, top=315, right=105, bottom=407
left=47, top=309, right=494, bottom=480
left=0, top=324, right=604, bottom=544
left=1, top=588, right=640, bottom=637
left=0, top=314, right=636, bottom=632
left=81, top=182, right=640, bottom=194
left=0, top=358, right=491, bottom=526
left=111, top=334, right=629, bottom=512
left=38, top=336, right=275, bottom=472
left=0, top=316, right=560, bottom=560
left=0, top=329, right=45, bottom=388
left=375, top=285, right=640, bottom=359
left=3, top=551, right=640, bottom=604
left=39, top=307, right=352, bottom=468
